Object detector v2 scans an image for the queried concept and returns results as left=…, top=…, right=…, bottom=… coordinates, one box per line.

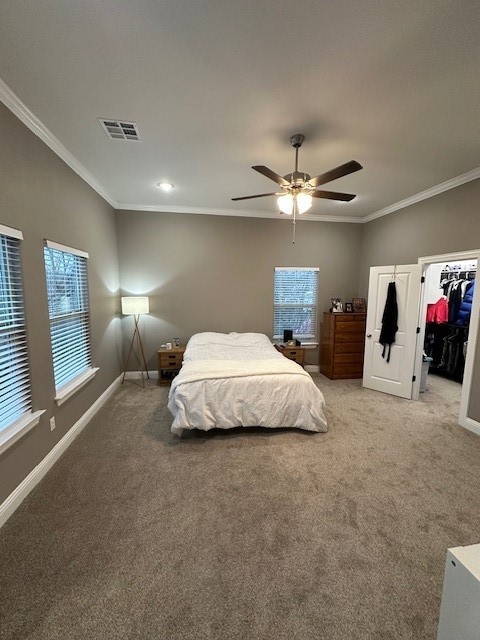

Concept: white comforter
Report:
left=168, top=332, right=328, bottom=436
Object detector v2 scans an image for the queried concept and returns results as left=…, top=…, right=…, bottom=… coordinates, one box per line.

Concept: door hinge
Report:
left=412, top=375, right=416, bottom=382
left=421, top=276, right=425, bottom=283
left=416, top=326, right=421, bottom=334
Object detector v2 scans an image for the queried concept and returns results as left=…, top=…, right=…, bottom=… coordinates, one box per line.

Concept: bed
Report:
left=167, top=332, right=328, bottom=437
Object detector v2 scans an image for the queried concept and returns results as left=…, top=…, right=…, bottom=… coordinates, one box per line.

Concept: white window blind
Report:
left=44, top=243, right=91, bottom=391
left=0, top=230, right=32, bottom=432
left=273, top=267, right=319, bottom=341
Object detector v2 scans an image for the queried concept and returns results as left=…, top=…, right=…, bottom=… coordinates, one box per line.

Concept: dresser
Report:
left=320, top=312, right=366, bottom=379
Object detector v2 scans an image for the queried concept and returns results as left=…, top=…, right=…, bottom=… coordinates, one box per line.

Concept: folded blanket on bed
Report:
left=171, top=357, right=309, bottom=389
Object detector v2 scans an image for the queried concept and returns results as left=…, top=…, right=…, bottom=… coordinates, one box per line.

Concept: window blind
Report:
left=44, top=244, right=91, bottom=391
left=273, top=267, right=319, bottom=340
left=0, top=231, right=32, bottom=431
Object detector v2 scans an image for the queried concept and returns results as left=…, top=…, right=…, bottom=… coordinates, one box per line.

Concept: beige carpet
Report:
left=1, top=373, right=480, bottom=640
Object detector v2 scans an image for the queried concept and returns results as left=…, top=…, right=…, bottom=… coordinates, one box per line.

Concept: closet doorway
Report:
left=414, top=250, right=480, bottom=436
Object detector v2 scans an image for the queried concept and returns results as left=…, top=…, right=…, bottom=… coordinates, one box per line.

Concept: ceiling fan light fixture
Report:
left=232, top=134, right=362, bottom=243
left=296, top=192, right=313, bottom=214
left=277, top=193, right=294, bottom=215
left=277, top=192, right=313, bottom=215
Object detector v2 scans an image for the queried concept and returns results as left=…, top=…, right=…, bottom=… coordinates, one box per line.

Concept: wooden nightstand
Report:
left=157, top=346, right=185, bottom=386
left=275, top=344, right=305, bottom=366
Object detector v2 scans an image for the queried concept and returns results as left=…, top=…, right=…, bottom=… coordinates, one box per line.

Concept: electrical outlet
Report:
left=50, top=417, right=56, bottom=431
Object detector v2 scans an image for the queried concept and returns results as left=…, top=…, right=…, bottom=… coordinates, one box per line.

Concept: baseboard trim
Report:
left=123, top=370, right=159, bottom=380
left=461, top=417, right=480, bottom=438
left=305, top=365, right=320, bottom=373
left=0, top=374, right=122, bottom=529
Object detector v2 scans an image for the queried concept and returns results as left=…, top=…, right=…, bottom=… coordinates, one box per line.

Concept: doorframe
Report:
left=415, top=249, right=480, bottom=436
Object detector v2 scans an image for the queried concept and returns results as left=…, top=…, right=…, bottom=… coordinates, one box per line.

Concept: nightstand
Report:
left=275, top=344, right=305, bottom=366
left=157, top=346, right=185, bottom=386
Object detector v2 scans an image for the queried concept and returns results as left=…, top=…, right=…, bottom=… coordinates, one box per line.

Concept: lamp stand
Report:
left=122, top=314, right=149, bottom=387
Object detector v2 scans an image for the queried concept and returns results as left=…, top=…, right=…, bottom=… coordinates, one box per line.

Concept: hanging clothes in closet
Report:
left=424, top=268, right=475, bottom=382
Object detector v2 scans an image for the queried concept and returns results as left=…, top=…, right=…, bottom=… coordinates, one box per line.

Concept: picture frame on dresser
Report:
left=352, top=297, right=367, bottom=313
left=331, top=298, right=343, bottom=313
left=344, top=302, right=353, bottom=313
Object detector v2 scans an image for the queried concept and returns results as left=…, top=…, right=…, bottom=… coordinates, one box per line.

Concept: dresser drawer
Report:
left=334, top=342, right=364, bottom=354
left=332, top=363, right=364, bottom=378
left=280, top=347, right=305, bottom=365
left=159, top=352, right=183, bottom=367
left=335, top=321, right=366, bottom=334
left=333, top=353, right=364, bottom=365
left=335, top=332, right=365, bottom=343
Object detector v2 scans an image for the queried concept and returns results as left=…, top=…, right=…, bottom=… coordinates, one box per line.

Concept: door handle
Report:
left=367, top=334, right=372, bottom=338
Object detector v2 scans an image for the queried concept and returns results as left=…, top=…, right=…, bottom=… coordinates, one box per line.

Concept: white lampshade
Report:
left=277, top=192, right=313, bottom=215
left=121, top=296, right=149, bottom=315
left=296, top=192, right=313, bottom=213
left=277, top=193, right=294, bottom=215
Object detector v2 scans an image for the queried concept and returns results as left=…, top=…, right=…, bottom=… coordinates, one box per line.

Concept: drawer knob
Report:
left=367, top=334, right=372, bottom=338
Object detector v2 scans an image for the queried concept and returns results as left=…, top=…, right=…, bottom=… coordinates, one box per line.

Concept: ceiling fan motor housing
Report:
left=290, top=133, right=305, bottom=148
left=283, top=170, right=312, bottom=186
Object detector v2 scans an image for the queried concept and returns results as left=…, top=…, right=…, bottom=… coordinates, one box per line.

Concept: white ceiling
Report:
left=1, top=0, right=479, bottom=221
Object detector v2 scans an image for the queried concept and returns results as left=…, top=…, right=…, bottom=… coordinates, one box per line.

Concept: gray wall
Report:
left=0, top=103, right=122, bottom=503
left=116, top=210, right=363, bottom=368
left=358, top=178, right=480, bottom=422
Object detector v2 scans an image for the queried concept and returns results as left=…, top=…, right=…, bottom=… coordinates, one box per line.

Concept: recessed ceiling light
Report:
left=157, top=181, right=174, bottom=192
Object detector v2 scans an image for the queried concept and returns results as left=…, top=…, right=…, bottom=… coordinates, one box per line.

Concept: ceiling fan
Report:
left=232, top=134, right=362, bottom=240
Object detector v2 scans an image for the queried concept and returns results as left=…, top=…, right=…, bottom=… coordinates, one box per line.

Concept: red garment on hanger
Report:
left=426, top=296, right=449, bottom=323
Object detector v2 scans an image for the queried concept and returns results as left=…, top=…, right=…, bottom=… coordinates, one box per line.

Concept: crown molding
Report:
left=363, top=166, right=480, bottom=223
left=114, top=203, right=364, bottom=223
left=0, top=78, right=117, bottom=208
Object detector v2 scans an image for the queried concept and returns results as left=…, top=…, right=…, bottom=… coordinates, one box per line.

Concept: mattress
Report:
left=167, top=332, right=328, bottom=436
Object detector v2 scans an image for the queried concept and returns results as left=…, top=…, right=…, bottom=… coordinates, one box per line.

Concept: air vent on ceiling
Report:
left=99, top=119, right=140, bottom=141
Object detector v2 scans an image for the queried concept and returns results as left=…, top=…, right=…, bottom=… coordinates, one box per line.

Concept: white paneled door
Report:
left=363, top=264, right=423, bottom=399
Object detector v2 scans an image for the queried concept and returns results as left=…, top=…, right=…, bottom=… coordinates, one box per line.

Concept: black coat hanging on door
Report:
left=380, top=281, right=398, bottom=363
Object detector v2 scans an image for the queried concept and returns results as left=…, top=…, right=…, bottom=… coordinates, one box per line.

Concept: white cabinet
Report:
left=437, top=544, right=480, bottom=640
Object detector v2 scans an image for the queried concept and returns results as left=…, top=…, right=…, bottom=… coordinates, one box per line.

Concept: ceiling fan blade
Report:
left=308, top=160, right=362, bottom=188
left=232, top=192, right=278, bottom=201
left=252, top=165, right=290, bottom=187
left=312, top=190, right=356, bottom=202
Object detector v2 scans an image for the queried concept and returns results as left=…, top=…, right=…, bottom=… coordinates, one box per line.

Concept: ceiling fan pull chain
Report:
left=292, top=199, right=297, bottom=243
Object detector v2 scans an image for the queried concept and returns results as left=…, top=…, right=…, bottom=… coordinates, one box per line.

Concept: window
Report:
left=273, top=267, right=319, bottom=342
left=44, top=241, right=94, bottom=397
left=0, top=226, right=32, bottom=433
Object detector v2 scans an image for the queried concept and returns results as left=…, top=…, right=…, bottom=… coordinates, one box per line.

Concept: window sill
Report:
left=55, top=367, right=99, bottom=406
left=0, top=410, right=46, bottom=456
left=273, top=341, right=318, bottom=349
